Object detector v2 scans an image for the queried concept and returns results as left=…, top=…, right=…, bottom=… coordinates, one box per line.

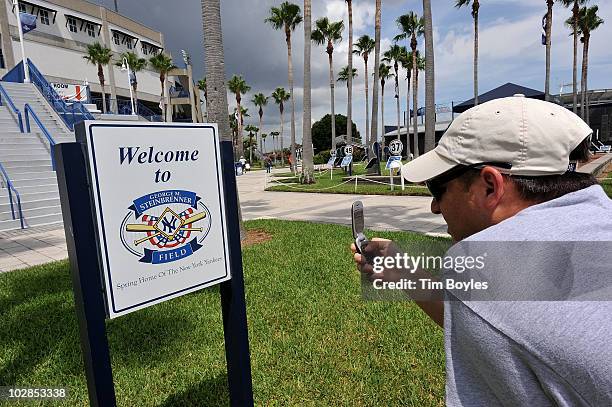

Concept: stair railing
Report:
left=25, top=104, right=56, bottom=170
left=26, top=59, right=94, bottom=130
left=0, top=162, right=25, bottom=229
left=0, top=83, right=24, bottom=132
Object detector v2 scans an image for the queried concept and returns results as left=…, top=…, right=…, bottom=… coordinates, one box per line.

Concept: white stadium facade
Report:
left=0, top=0, right=168, bottom=112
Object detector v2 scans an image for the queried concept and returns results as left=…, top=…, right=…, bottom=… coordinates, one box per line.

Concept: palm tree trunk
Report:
left=98, top=64, right=107, bottom=114
left=302, top=0, right=314, bottom=183
left=201, top=0, right=245, bottom=240
left=280, top=109, right=285, bottom=166
left=370, top=0, right=381, bottom=150
left=329, top=53, right=337, bottom=152
left=423, top=0, right=436, bottom=153
left=160, top=75, right=166, bottom=121
left=236, top=99, right=244, bottom=158
left=473, top=3, right=479, bottom=106
left=406, top=69, right=411, bottom=136
left=584, top=35, right=590, bottom=125
left=133, top=84, right=139, bottom=114
left=406, top=70, right=410, bottom=128
left=412, top=48, right=419, bottom=157
left=286, top=34, right=297, bottom=174
left=571, top=2, right=578, bottom=114
left=544, top=0, right=553, bottom=101
left=258, top=113, right=263, bottom=153
left=381, top=81, right=385, bottom=151
left=395, top=67, right=401, bottom=143
left=580, top=35, right=587, bottom=120
left=364, top=57, right=370, bottom=149
left=347, top=0, right=354, bottom=142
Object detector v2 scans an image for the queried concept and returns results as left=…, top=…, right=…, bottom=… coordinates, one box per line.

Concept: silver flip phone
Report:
left=351, top=201, right=369, bottom=254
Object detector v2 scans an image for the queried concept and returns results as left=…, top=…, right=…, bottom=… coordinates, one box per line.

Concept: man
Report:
left=353, top=95, right=612, bottom=406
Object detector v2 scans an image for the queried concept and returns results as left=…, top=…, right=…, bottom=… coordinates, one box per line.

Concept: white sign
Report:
left=386, top=155, right=402, bottom=169
left=388, top=140, right=403, bottom=156
left=80, top=122, right=231, bottom=318
left=341, top=154, right=353, bottom=167
left=51, top=82, right=88, bottom=102
left=344, top=145, right=354, bottom=156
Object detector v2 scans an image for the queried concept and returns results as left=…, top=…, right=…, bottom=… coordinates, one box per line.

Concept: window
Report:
left=126, top=38, right=133, bottom=49
left=18, top=3, right=26, bottom=13
left=141, top=43, right=148, bottom=55
left=86, top=23, right=95, bottom=37
left=67, top=16, right=77, bottom=33
left=113, top=31, right=120, bottom=45
left=0, top=47, right=5, bottom=69
left=39, top=9, right=50, bottom=25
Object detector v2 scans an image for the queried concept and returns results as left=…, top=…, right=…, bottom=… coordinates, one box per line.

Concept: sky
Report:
left=92, top=0, right=612, bottom=149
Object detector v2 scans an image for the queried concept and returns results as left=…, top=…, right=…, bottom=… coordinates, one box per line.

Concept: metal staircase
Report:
left=0, top=82, right=75, bottom=231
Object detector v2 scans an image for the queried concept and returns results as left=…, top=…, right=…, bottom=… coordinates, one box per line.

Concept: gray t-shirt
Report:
left=445, top=185, right=612, bottom=406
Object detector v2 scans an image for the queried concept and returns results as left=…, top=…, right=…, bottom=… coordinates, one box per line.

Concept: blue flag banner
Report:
left=20, top=12, right=36, bottom=34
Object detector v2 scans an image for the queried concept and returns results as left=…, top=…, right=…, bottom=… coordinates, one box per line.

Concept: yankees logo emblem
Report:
left=120, top=190, right=212, bottom=264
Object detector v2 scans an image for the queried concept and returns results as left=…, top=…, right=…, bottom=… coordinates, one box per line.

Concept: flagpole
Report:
left=13, top=0, right=30, bottom=82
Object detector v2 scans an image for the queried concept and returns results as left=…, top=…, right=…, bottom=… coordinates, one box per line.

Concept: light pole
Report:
left=13, top=0, right=30, bottom=83
left=121, top=57, right=136, bottom=115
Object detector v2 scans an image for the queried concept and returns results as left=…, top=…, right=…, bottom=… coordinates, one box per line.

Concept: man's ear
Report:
left=478, top=167, right=505, bottom=209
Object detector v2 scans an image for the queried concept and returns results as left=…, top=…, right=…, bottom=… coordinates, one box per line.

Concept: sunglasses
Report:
left=426, top=162, right=513, bottom=202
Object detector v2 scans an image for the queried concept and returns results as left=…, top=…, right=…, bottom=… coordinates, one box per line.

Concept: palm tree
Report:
left=261, top=133, right=268, bottom=153
left=302, top=0, right=315, bottom=183
left=201, top=0, right=246, bottom=239
left=116, top=51, right=147, bottom=111
left=544, top=0, right=554, bottom=101
left=312, top=17, right=344, bottom=154
left=149, top=53, right=176, bottom=121
left=395, top=12, right=424, bottom=157
left=455, top=0, right=480, bottom=106
left=244, top=124, right=259, bottom=163
left=561, top=0, right=587, bottom=114
left=345, top=0, right=354, bottom=144
left=376, top=63, right=394, bottom=151
left=83, top=42, right=112, bottom=113
left=574, top=5, right=605, bottom=122
left=338, top=66, right=358, bottom=85
left=353, top=35, right=375, bottom=149
left=229, top=112, right=238, bottom=151
left=266, top=2, right=302, bottom=173
left=423, top=0, right=436, bottom=153
left=371, top=0, right=382, bottom=149
left=252, top=92, right=269, bottom=153
left=271, top=87, right=291, bottom=166
left=227, top=75, right=251, bottom=159
left=197, top=77, right=207, bottom=118
left=383, top=45, right=408, bottom=150
left=270, top=130, right=280, bottom=164
left=399, top=52, right=413, bottom=131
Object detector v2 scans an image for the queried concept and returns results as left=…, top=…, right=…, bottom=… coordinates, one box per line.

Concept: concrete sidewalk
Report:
left=0, top=168, right=446, bottom=273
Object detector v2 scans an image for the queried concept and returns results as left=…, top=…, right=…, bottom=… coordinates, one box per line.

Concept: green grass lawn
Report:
left=267, top=170, right=431, bottom=197
left=274, top=162, right=386, bottom=179
left=0, top=220, right=445, bottom=406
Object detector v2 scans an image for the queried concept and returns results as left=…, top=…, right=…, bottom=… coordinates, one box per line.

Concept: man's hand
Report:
left=350, top=237, right=445, bottom=327
left=351, top=238, right=402, bottom=283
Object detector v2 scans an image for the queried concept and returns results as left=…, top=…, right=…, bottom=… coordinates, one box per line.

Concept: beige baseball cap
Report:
left=402, top=94, right=592, bottom=183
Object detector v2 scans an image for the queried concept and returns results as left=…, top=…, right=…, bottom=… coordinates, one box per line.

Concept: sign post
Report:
left=327, top=153, right=336, bottom=180
left=54, top=122, right=253, bottom=406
